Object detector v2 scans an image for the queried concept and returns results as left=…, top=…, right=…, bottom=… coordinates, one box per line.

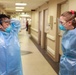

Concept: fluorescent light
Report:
left=20, top=14, right=30, bottom=17
left=22, top=12, right=25, bottom=14
left=16, top=10, right=23, bottom=11
left=15, top=7, right=24, bottom=9
left=15, top=3, right=27, bottom=6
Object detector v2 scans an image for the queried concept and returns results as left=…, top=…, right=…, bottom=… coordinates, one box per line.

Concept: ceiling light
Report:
left=22, top=12, right=25, bottom=14
left=15, top=3, right=27, bottom=6
left=20, top=14, right=30, bottom=17
left=16, top=10, right=23, bottom=11
left=15, top=7, right=24, bottom=9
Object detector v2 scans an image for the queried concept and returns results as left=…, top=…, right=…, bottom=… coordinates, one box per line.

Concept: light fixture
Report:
left=16, top=10, right=23, bottom=11
left=15, top=7, right=24, bottom=9
left=20, top=13, right=30, bottom=17
left=21, top=12, right=25, bottom=14
left=15, top=3, right=27, bottom=6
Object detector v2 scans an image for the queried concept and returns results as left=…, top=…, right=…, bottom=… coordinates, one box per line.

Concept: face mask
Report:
left=5, top=25, right=12, bottom=33
left=59, top=24, right=66, bottom=31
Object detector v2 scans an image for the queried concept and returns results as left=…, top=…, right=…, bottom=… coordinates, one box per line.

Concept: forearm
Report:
left=11, top=18, right=21, bottom=32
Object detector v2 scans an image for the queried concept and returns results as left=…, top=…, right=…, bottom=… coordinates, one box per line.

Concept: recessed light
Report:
left=15, top=7, right=24, bottom=9
left=15, top=3, right=27, bottom=6
left=16, top=10, right=23, bottom=11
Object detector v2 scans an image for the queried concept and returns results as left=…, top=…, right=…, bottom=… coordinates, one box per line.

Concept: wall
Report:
left=69, top=0, right=76, bottom=10
left=31, top=11, right=38, bottom=42
left=0, top=7, right=6, bottom=14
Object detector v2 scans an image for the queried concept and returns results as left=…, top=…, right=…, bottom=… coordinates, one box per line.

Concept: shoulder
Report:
left=70, top=28, right=76, bottom=35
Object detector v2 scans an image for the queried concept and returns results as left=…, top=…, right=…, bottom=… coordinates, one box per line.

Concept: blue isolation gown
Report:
left=59, top=28, right=76, bottom=75
left=0, top=19, right=23, bottom=75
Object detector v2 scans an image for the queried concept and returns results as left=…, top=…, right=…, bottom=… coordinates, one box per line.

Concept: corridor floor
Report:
left=19, top=29, right=57, bottom=75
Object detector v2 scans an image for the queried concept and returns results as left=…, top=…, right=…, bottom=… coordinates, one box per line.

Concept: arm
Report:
left=11, top=18, right=21, bottom=33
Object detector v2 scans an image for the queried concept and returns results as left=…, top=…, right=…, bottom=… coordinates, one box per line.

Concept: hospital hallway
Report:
left=19, top=29, right=59, bottom=75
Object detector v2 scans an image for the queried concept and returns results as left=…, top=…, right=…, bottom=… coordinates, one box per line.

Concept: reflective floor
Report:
left=19, top=29, right=57, bottom=75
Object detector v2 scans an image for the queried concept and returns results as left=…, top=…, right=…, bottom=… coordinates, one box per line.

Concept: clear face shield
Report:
left=1, top=19, right=12, bottom=33
left=2, top=19, right=11, bottom=24
left=57, top=18, right=67, bottom=31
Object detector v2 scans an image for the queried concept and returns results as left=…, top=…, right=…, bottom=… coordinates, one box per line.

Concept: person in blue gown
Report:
left=59, top=10, right=76, bottom=75
left=0, top=14, right=23, bottom=75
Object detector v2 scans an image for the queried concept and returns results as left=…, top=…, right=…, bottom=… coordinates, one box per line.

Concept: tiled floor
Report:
left=19, top=29, right=57, bottom=75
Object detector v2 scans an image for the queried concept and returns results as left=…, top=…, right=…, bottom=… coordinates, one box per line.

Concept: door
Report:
left=56, top=1, right=69, bottom=56
left=38, top=11, right=42, bottom=45
left=44, top=9, right=48, bottom=49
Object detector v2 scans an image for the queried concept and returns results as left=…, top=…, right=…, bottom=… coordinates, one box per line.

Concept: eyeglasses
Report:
left=58, top=18, right=67, bottom=25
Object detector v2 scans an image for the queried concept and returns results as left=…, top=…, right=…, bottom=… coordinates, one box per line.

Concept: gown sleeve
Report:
left=10, top=18, right=21, bottom=33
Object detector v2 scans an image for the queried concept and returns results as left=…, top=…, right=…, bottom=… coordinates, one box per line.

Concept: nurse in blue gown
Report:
left=0, top=14, right=23, bottom=75
left=59, top=10, right=76, bottom=75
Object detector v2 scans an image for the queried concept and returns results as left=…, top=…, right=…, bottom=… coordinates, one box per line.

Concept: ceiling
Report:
left=0, top=0, right=49, bottom=13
